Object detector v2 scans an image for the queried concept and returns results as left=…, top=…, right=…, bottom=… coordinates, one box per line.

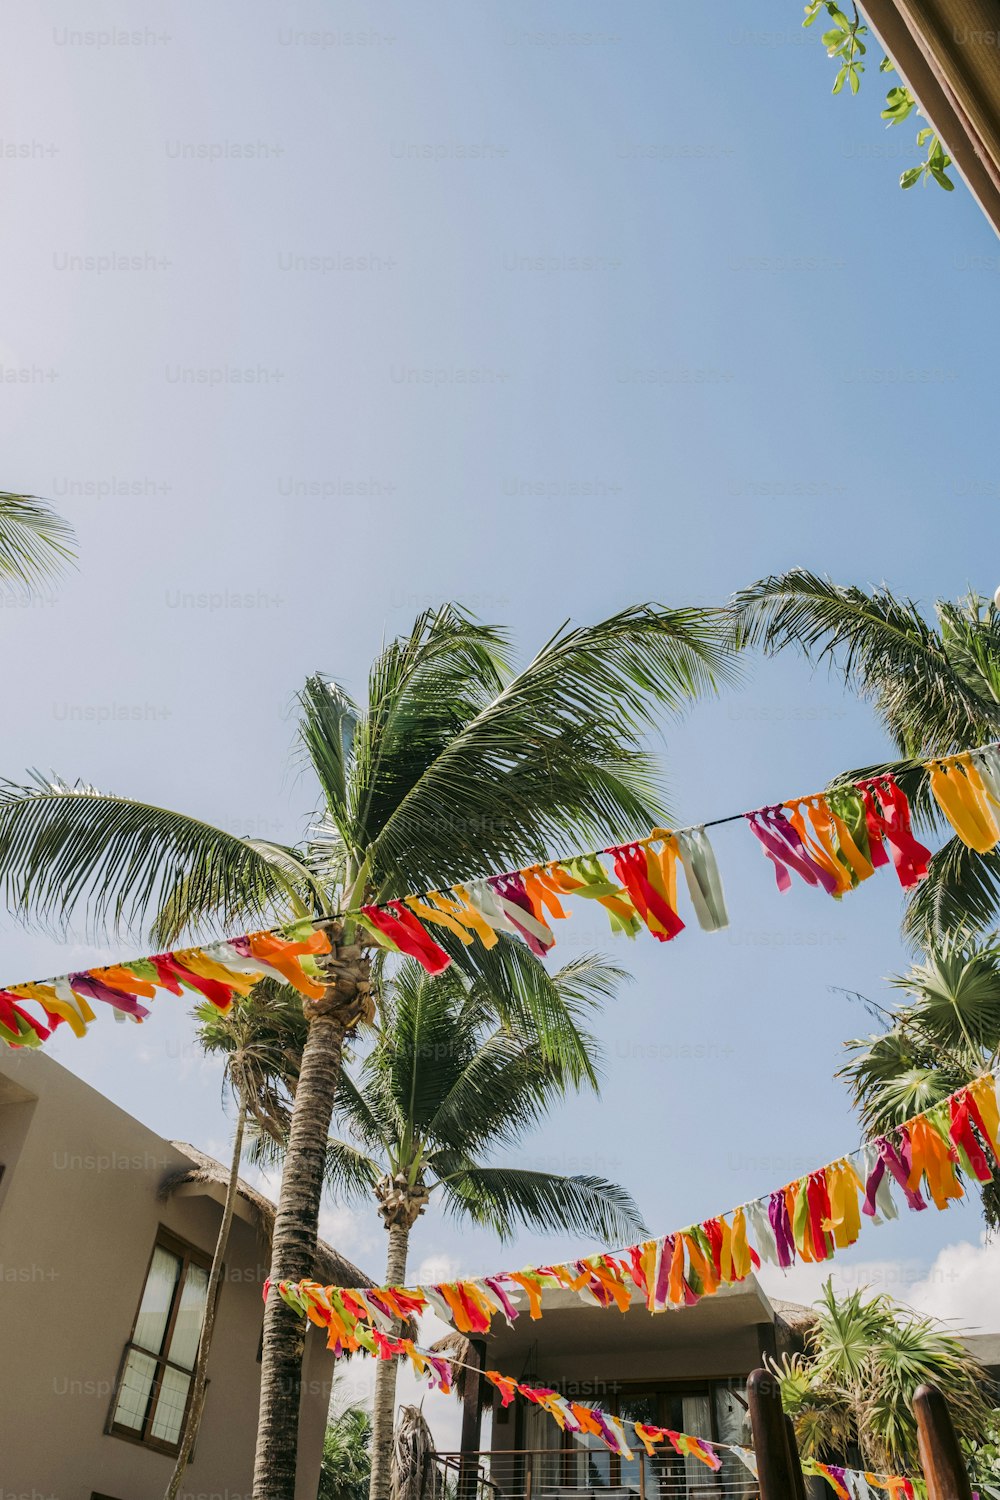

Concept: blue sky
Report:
left=4, top=0, right=1000, bottom=1431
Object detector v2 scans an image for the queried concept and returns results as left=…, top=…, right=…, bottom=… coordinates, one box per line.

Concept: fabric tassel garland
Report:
left=281, top=1076, right=999, bottom=1357
left=0, top=924, right=331, bottom=1049
left=9, top=750, right=996, bottom=1044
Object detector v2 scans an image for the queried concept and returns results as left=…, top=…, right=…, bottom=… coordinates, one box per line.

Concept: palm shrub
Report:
left=314, top=956, right=647, bottom=1500
left=0, top=602, right=734, bottom=1499
left=318, top=1404, right=373, bottom=1500
left=773, top=1281, right=993, bottom=1474
left=840, top=937, right=1000, bottom=1226
left=733, top=574, right=1000, bottom=943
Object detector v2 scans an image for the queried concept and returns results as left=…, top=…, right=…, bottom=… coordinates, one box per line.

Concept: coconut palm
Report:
left=733, top=573, right=1000, bottom=943
left=773, top=1280, right=992, bottom=1474
left=0, top=492, right=74, bottom=586
left=0, top=602, right=734, bottom=1499
left=318, top=1404, right=373, bottom=1500
left=839, top=937, right=1000, bottom=1225
left=165, top=980, right=308, bottom=1498
left=310, top=955, right=646, bottom=1500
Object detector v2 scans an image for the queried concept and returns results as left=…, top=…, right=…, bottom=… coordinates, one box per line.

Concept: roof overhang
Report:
left=860, top=0, right=1000, bottom=236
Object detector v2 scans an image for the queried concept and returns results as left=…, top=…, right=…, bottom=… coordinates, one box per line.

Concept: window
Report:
left=108, top=1229, right=213, bottom=1455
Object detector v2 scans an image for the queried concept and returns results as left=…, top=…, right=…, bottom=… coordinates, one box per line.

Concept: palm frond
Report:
left=903, top=840, right=1000, bottom=947
left=438, top=1164, right=648, bottom=1243
left=352, top=604, right=735, bottom=895
left=297, top=675, right=360, bottom=852
left=441, top=938, right=608, bottom=1091
left=0, top=492, right=75, bottom=588
left=323, top=1138, right=381, bottom=1202
left=889, top=941, right=1000, bottom=1055
left=0, top=774, right=312, bottom=938
left=733, top=571, right=1000, bottom=755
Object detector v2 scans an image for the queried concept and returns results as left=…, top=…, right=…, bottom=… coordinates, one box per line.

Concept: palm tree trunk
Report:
left=253, top=926, right=369, bottom=1500
left=368, top=1222, right=411, bottom=1500
left=164, top=1100, right=247, bottom=1499
left=253, top=1012, right=348, bottom=1498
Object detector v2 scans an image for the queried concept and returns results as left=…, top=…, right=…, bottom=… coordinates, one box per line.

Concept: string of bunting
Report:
left=3, top=742, right=1000, bottom=1050
left=272, top=1297, right=915, bottom=1499
left=351, top=743, right=1000, bottom=974
left=276, top=1074, right=999, bottom=1346
left=0, top=920, right=331, bottom=1049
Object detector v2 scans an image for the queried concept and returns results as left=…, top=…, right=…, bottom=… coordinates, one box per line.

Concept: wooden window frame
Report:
left=106, top=1226, right=216, bottom=1458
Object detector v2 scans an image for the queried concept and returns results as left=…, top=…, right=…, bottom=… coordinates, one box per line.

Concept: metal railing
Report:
left=430, top=1448, right=758, bottom=1500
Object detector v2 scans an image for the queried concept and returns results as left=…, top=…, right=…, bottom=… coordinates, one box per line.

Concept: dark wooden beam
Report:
left=914, top=1383, right=973, bottom=1500
left=458, top=1337, right=487, bottom=1500
left=747, top=1367, right=798, bottom=1500
left=784, top=1415, right=807, bottom=1500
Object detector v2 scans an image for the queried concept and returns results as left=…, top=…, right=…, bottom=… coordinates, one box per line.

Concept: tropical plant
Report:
left=165, top=980, right=308, bottom=1498
left=0, top=492, right=74, bottom=587
left=0, top=601, right=734, bottom=1499
left=733, top=574, right=1000, bottom=942
left=391, top=1404, right=440, bottom=1500
left=839, top=937, right=1000, bottom=1226
left=802, top=1, right=954, bottom=191
left=318, top=1403, right=373, bottom=1500
left=773, top=1280, right=992, bottom=1473
left=312, top=955, right=647, bottom=1500
left=965, top=1408, right=1000, bottom=1499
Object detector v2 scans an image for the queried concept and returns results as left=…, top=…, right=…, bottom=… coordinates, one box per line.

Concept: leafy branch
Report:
left=803, top=1, right=954, bottom=191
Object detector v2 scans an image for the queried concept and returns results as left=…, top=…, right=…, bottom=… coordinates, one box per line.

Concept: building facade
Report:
left=0, top=1049, right=359, bottom=1500
left=438, top=1280, right=811, bottom=1500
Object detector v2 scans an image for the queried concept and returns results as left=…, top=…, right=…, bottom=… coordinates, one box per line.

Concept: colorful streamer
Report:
left=341, top=759, right=967, bottom=974
left=0, top=922, right=331, bottom=1049
left=279, top=1075, right=1000, bottom=1348
left=4, top=743, right=997, bottom=1044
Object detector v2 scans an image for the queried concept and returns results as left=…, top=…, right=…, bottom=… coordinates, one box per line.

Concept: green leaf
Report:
left=0, top=493, right=75, bottom=589
left=900, top=166, right=924, bottom=188
left=833, top=65, right=848, bottom=94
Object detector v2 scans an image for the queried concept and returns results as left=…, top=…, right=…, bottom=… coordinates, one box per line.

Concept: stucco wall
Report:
left=0, top=1050, right=333, bottom=1500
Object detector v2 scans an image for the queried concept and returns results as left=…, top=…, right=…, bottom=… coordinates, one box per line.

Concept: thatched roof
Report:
left=429, top=1331, right=475, bottom=1401
left=771, top=1297, right=818, bottom=1346
left=161, top=1141, right=371, bottom=1288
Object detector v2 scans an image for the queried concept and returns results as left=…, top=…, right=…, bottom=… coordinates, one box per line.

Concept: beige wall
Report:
left=0, top=1049, right=334, bottom=1500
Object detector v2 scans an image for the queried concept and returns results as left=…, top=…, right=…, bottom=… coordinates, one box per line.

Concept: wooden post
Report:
left=914, top=1383, right=973, bottom=1500
left=784, top=1415, right=807, bottom=1500
left=457, top=1338, right=486, bottom=1500
left=747, top=1367, right=797, bottom=1500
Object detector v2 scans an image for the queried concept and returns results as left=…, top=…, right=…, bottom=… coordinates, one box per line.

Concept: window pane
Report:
left=151, top=1365, right=191, bottom=1446
left=133, top=1246, right=181, bottom=1355
left=713, top=1385, right=755, bottom=1499
left=680, top=1394, right=715, bottom=1494
left=113, top=1347, right=157, bottom=1432
left=168, top=1263, right=210, bottom=1370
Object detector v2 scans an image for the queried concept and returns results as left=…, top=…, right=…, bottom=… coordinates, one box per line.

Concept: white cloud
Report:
left=907, top=1233, right=1000, bottom=1334
left=758, top=1234, right=1000, bottom=1337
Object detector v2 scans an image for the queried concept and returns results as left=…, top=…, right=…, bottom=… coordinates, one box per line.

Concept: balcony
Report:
left=428, top=1447, right=758, bottom=1500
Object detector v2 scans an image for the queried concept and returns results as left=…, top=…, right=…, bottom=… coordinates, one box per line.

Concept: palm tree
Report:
left=773, top=1280, right=992, bottom=1474
left=0, top=602, right=734, bottom=1498
left=839, top=937, right=1000, bottom=1225
left=318, top=1404, right=373, bottom=1500
left=0, top=492, right=74, bottom=586
left=315, top=956, right=646, bottom=1500
left=732, top=574, right=1000, bottom=942
left=165, top=980, right=308, bottom=1498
